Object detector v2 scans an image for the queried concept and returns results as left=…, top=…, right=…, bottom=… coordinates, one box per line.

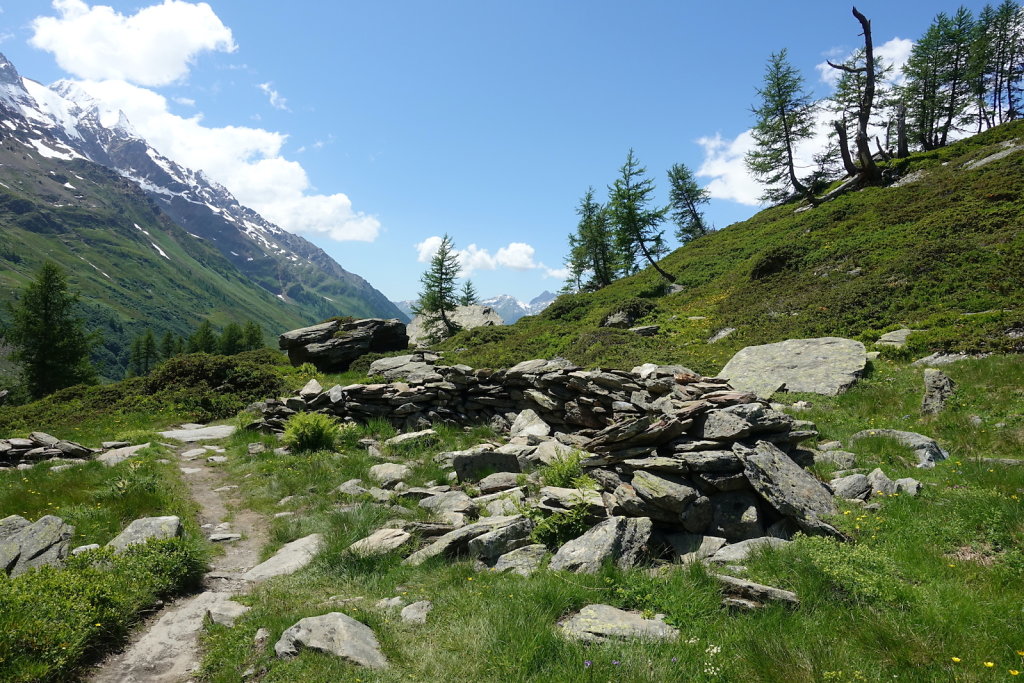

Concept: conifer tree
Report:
left=219, top=322, right=244, bottom=355
left=413, top=234, right=461, bottom=341
left=667, top=163, right=711, bottom=244
left=746, top=49, right=818, bottom=202
left=242, top=320, right=264, bottom=351
left=458, top=280, right=480, bottom=306
left=5, top=261, right=97, bottom=398
left=565, top=187, right=617, bottom=292
left=607, top=150, right=674, bottom=282
left=159, top=330, right=176, bottom=360
left=189, top=320, right=218, bottom=353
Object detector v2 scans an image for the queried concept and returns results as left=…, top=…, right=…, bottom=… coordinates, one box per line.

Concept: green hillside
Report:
left=0, top=144, right=309, bottom=379
left=441, top=121, right=1024, bottom=375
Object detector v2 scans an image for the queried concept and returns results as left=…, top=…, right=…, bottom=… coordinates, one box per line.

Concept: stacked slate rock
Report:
left=0, top=432, right=94, bottom=468
left=259, top=358, right=845, bottom=568
left=279, top=318, right=409, bottom=372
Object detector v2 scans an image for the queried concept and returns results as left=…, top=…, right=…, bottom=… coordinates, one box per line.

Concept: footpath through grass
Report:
left=198, top=356, right=1024, bottom=682
left=0, top=441, right=207, bottom=682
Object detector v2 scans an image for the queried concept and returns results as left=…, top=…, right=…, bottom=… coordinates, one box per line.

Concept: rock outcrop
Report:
left=407, top=305, right=504, bottom=346
left=279, top=318, right=408, bottom=372
left=719, top=337, right=867, bottom=398
left=0, top=514, right=74, bottom=577
left=0, top=432, right=93, bottom=467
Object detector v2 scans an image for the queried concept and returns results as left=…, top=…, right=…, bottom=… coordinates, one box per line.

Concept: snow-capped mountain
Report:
left=0, top=52, right=404, bottom=323
left=391, top=290, right=556, bottom=324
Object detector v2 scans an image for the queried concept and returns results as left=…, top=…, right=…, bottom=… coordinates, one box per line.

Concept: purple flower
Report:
left=672, top=657, right=678, bottom=662
left=612, top=660, right=621, bottom=666
left=584, top=660, right=592, bottom=668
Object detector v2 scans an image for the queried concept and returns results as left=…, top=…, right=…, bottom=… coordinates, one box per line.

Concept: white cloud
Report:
left=64, top=78, right=378, bottom=241
left=414, top=237, right=563, bottom=278
left=257, top=82, right=289, bottom=111
left=173, top=96, right=195, bottom=107
left=30, top=0, right=235, bottom=87
left=815, top=37, right=914, bottom=89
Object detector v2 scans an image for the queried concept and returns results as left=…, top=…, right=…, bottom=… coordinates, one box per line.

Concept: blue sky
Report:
left=0, top=1, right=996, bottom=302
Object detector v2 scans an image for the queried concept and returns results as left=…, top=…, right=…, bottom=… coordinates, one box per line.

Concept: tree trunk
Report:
left=833, top=121, right=859, bottom=176
left=896, top=104, right=909, bottom=159
left=852, top=7, right=881, bottom=185
left=638, top=240, right=676, bottom=283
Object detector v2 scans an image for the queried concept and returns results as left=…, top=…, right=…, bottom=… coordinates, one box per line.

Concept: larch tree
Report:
left=189, top=320, right=218, bottom=353
left=607, top=150, right=674, bottom=283
left=667, top=162, right=711, bottom=244
left=565, top=187, right=617, bottom=291
left=746, top=49, right=818, bottom=203
left=219, top=322, right=244, bottom=355
left=242, top=320, right=264, bottom=351
left=5, top=261, right=97, bottom=398
left=458, top=280, right=480, bottom=306
left=413, top=234, right=462, bottom=341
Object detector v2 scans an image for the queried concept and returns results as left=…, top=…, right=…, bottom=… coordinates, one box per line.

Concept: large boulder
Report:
left=107, top=516, right=182, bottom=552
left=0, top=515, right=74, bottom=577
left=719, top=337, right=867, bottom=398
left=275, top=612, right=388, bottom=669
left=407, top=305, right=504, bottom=346
left=243, top=533, right=323, bottom=582
left=921, top=369, right=956, bottom=415
left=548, top=516, right=652, bottom=574
left=279, top=318, right=408, bottom=372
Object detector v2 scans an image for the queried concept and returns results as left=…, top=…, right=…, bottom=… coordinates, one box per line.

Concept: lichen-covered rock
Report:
left=548, top=516, right=651, bottom=574
left=559, top=604, right=678, bottom=643
left=279, top=318, right=408, bottom=372
left=107, top=516, right=182, bottom=553
left=720, top=337, right=867, bottom=398
left=275, top=612, right=388, bottom=669
left=0, top=515, right=74, bottom=577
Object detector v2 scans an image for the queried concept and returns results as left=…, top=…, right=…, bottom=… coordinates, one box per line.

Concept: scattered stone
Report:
left=894, top=477, right=923, bottom=496
left=275, top=612, right=388, bottom=669
left=180, top=467, right=202, bottom=475
left=244, top=534, right=323, bottom=582
left=629, top=325, right=659, bottom=336
left=467, top=516, right=535, bottom=563
left=418, top=491, right=476, bottom=517
left=102, top=440, right=130, bottom=449
left=400, top=600, right=433, bottom=624
left=181, top=448, right=206, bottom=460
left=713, top=574, right=799, bottom=607
left=912, top=352, right=979, bottom=367
left=830, top=473, right=871, bottom=500
left=814, top=449, right=857, bottom=469
left=368, top=463, right=412, bottom=488
left=921, top=369, right=956, bottom=415
left=477, top=471, right=521, bottom=494
left=383, top=429, right=437, bottom=449
left=708, top=327, right=736, bottom=344
left=510, top=409, right=551, bottom=439
left=212, top=485, right=238, bottom=493
left=720, top=337, right=867, bottom=398
left=348, top=529, right=412, bottom=556
left=96, top=443, right=150, bottom=467
left=548, top=516, right=652, bottom=574
left=209, top=533, right=242, bottom=543
left=453, top=449, right=521, bottom=483
left=71, top=543, right=100, bottom=555
left=274, top=511, right=294, bottom=519
left=337, top=479, right=368, bottom=496
left=248, top=442, right=267, bottom=455
left=207, top=600, right=251, bottom=627
left=876, top=328, right=913, bottom=348
left=404, top=516, right=524, bottom=566
left=376, top=597, right=406, bottom=610
left=849, top=429, right=948, bottom=467
left=708, top=537, right=790, bottom=563
left=107, top=516, right=182, bottom=552
left=206, top=455, right=228, bottom=464
left=662, top=533, right=727, bottom=564
left=492, top=544, right=547, bottom=576
left=559, top=604, right=678, bottom=643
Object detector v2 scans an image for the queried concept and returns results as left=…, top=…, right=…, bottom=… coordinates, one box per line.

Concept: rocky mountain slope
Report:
left=0, top=53, right=404, bottom=378
left=440, top=122, right=1024, bottom=374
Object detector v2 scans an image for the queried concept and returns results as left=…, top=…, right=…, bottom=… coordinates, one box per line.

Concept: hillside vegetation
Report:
left=440, top=121, right=1024, bottom=375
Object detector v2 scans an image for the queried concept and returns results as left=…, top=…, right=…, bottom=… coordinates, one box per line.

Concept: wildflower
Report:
left=583, top=660, right=592, bottom=668
left=612, top=661, right=621, bottom=666
left=672, top=657, right=678, bottom=663
left=952, top=657, right=961, bottom=663
left=984, top=662, right=995, bottom=668
left=1017, top=651, right=1024, bottom=656
left=1009, top=670, right=1019, bottom=676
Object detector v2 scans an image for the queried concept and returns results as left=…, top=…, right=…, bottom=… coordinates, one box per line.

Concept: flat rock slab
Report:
left=849, top=429, right=948, bottom=468
left=492, top=544, right=548, bottom=576
left=206, top=599, right=251, bottom=627
left=559, top=604, right=678, bottom=643
left=158, top=425, right=237, bottom=442
left=243, top=533, right=323, bottom=582
left=400, top=600, right=433, bottom=624
left=92, top=591, right=227, bottom=682
left=275, top=612, right=388, bottom=669
left=720, top=337, right=866, bottom=398
left=708, top=536, right=789, bottom=564
left=348, top=528, right=412, bottom=556
left=714, top=574, right=799, bottom=607
left=96, top=443, right=150, bottom=467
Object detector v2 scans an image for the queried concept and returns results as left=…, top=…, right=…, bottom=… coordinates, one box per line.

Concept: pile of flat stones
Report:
left=0, top=431, right=94, bottom=469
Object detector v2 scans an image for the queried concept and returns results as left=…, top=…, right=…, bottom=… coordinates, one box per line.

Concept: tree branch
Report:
left=826, top=60, right=866, bottom=74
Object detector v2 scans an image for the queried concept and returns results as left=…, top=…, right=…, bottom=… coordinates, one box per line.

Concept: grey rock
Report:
left=376, top=597, right=406, bottom=610
left=477, top=471, right=521, bottom=494
left=298, top=378, right=324, bottom=399
left=830, top=473, right=871, bottom=500
left=709, top=492, right=764, bottom=541
left=894, top=477, right=923, bottom=496
left=71, top=543, right=100, bottom=555
left=0, top=514, right=30, bottom=541
left=400, top=600, right=433, bottom=624
left=207, top=600, right=251, bottom=627
left=96, top=443, right=150, bottom=467
left=713, top=574, right=799, bottom=607
left=693, top=403, right=791, bottom=440
left=244, top=534, right=324, bottom=582
left=404, top=516, right=523, bottom=566
left=280, top=318, right=408, bottom=372
left=492, top=544, right=547, bottom=576
left=815, top=449, right=857, bottom=469
left=629, top=325, right=659, bottom=336
left=107, top=516, right=182, bottom=552
left=158, top=424, right=236, bottom=442
left=548, top=516, right=652, bottom=574
left=337, top=479, right=368, bottom=496
left=0, top=515, right=74, bottom=577
left=209, top=533, right=242, bottom=543
left=708, top=327, right=737, bottom=344
left=384, top=429, right=437, bottom=449
left=510, top=409, right=551, bottom=439
left=538, top=486, right=606, bottom=517
left=708, top=536, right=790, bottom=563
left=921, top=369, right=956, bottom=415
left=720, top=337, right=867, bottom=398
left=368, top=463, right=412, bottom=488
left=849, top=429, right=948, bottom=467
left=912, top=352, right=977, bottom=367
left=348, top=529, right=412, bottom=556
left=560, top=604, right=678, bottom=643
left=662, top=533, right=726, bottom=564
left=275, top=612, right=388, bottom=669
left=630, top=470, right=699, bottom=514
left=407, top=305, right=502, bottom=345
left=419, top=491, right=476, bottom=517
left=467, top=516, right=535, bottom=563
left=866, top=468, right=897, bottom=497
left=736, top=441, right=838, bottom=536
left=876, top=328, right=913, bottom=348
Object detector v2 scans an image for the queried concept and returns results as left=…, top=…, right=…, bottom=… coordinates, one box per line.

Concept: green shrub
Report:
left=538, top=450, right=591, bottom=488
left=749, top=243, right=808, bottom=280
left=787, top=536, right=911, bottom=605
left=601, top=297, right=656, bottom=326
left=0, top=538, right=205, bottom=682
left=282, top=412, right=341, bottom=453
left=526, top=501, right=593, bottom=550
